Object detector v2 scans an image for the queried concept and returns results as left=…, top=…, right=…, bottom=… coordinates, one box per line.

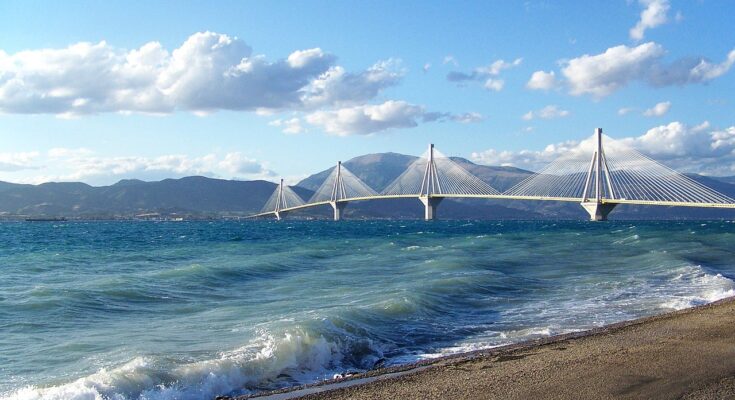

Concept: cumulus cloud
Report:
left=303, top=100, right=481, bottom=136
left=0, top=32, right=401, bottom=116
left=522, top=105, right=570, bottom=120
left=471, top=121, right=735, bottom=175
left=269, top=117, right=305, bottom=134
left=483, top=79, right=504, bottom=91
left=630, top=0, right=671, bottom=41
left=217, top=153, right=275, bottom=177
left=305, top=100, right=426, bottom=136
left=556, top=43, right=735, bottom=97
left=642, top=101, right=671, bottom=117
left=0, top=149, right=276, bottom=185
left=688, top=49, right=735, bottom=82
left=301, top=59, right=404, bottom=109
left=563, top=42, right=665, bottom=97
left=526, top=70, right=557, bottom=90
left=447, top=58, right=522, bottom=91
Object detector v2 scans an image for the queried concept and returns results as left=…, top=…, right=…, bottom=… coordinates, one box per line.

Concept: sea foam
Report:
left=5, top=327, right=383, bottom=400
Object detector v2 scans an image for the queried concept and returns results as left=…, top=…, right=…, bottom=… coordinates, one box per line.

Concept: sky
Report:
left=0, top=0, right=734, bottom=186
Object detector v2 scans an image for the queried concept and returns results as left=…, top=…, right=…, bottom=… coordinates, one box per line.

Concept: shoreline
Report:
left=231, top=296, right=735, bottom=400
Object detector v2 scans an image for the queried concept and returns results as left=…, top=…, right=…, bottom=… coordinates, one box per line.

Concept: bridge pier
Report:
left=419, top=196, right=442, bottom=220
left=580, top=202, right=616, bottom=221
left=330, top=201, right=346, bottom=221
left=274, top=211, right=281, bottom=221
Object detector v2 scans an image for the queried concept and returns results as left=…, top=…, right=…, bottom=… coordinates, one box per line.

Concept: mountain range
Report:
left=1, top=152, right=734, bottom=220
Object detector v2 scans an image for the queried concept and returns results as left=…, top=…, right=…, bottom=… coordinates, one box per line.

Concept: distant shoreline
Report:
left=234, top=296, right=735, bottom=400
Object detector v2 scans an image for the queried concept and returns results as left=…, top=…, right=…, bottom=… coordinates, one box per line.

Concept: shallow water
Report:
left=1, top=220, right=734, bottom=399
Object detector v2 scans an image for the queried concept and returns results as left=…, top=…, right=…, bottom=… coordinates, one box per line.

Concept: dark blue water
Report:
left=1, top=220, right=734, bottom=399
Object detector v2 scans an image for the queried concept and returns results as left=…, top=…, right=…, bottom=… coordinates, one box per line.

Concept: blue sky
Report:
left=1, top=0, right=734, bottom=185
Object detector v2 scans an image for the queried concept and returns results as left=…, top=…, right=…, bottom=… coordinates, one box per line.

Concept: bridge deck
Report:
left=247, top=194, right=735, bottom=218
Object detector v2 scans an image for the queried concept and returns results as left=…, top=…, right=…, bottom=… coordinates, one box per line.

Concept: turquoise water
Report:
left=1, top=220, right=734, bottom=399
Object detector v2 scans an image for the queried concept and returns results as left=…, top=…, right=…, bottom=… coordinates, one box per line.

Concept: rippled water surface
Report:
left=1, top=220, right=734, bottom=399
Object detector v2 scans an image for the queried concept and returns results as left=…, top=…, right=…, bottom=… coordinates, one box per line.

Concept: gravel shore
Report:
left=238, top=297, right=735, bottom=400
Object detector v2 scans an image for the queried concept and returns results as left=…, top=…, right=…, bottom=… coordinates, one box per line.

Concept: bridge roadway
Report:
left=246, top=194, right=735, bottom=219
left=248, top=130, right=735, bottom=221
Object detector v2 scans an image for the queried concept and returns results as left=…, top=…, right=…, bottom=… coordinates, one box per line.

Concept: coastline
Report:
left=233, top=296, right=735, bottom=400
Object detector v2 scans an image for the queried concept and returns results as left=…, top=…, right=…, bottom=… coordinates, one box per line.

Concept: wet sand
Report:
left=240, top=297, right=735, bottom=400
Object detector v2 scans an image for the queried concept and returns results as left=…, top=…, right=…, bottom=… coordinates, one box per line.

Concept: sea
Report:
left=1, top=220, right=734, bottom=400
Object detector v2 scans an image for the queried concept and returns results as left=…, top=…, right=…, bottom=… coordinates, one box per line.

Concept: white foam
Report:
left=421, top=264, right=735, bottom=364
left=499, top=327, right=553, bottom=339
left=658, top=266, right=735, bottom=310
left=3, top=329, right=372, bottom=400
left=420, top=326, right=587, bottom=361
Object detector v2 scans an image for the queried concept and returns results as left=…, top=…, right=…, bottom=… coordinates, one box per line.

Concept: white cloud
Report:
left=689, top=49, right=735, bottom=82
left=301, top=59, right=404, bottom=109
left=526, top=70, right=557, bottom=90
left=452, top=112, right=484, bottom=124
left=618, top=107, right=636, bottom=116
left=423, top=63, right=431, bottom=73
left=217, top=152, right=275, bottom=177
left=303, top=100, right=484, bottom=135
left=556, top=42, right=735, bottom=97
left=477, top=58, right=523, bottom=75
left=630, top=0, right=670, bottom=41
left=447, top=58, right=522, bottom=91
left=47, top=147, right=93, bottom=159
left=0, top=150, right=276, bottom=185
left=305, top=100, right=426, bottom=136
left=642, top=101, right=671, bottom=117
left=471, top=121, right=735, bottom=175
left=0, top=32, right=402, bottom=116
left=522, top=105, right=570, bottom=120
left=286, top=48, right=327, bottom=69
left=269, top=117, right=305, bottom=134
left=471, top=143, right=582, bottom=171
left=443, top=55, right=459, bottom=66
left=0, top=151, right=40, bottom=172
left=483, top=79, right=504, bottom=91
left=563, top=42, right=665, bottom=97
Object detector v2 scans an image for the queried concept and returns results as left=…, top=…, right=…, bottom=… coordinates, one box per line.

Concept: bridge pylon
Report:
left=580, top=128, right=617, bottom=221
left=258, top=178, right=306, bottom=220
left=329, top=161, right=348, bottom=221
left=308, top=160, right=377, bottom=220
left=419, top=144, right=443, bottom=220
left=274, top=179, right=285, bottom=220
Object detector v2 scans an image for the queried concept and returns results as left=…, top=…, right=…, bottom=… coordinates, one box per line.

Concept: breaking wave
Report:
left=6, top=324, right=384, bottom=400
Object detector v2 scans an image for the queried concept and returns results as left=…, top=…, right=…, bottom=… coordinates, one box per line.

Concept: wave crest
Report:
left=6, top=323, right=384, bottom=400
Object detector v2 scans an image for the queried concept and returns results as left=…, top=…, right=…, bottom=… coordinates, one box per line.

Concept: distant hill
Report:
left=712, top=176, right=735, bottom=185
left=1, top=152, right=734, bottom=220
left=297, top=152, right=533, bottom=193
left=0, top=177, right=305, bottom=218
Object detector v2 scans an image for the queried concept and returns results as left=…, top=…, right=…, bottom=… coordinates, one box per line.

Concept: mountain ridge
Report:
left=0, top=152, right=734, bottom=220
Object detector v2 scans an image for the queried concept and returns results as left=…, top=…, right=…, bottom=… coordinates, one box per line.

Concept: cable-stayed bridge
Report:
left=249, top=128, right=735, bottom=221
